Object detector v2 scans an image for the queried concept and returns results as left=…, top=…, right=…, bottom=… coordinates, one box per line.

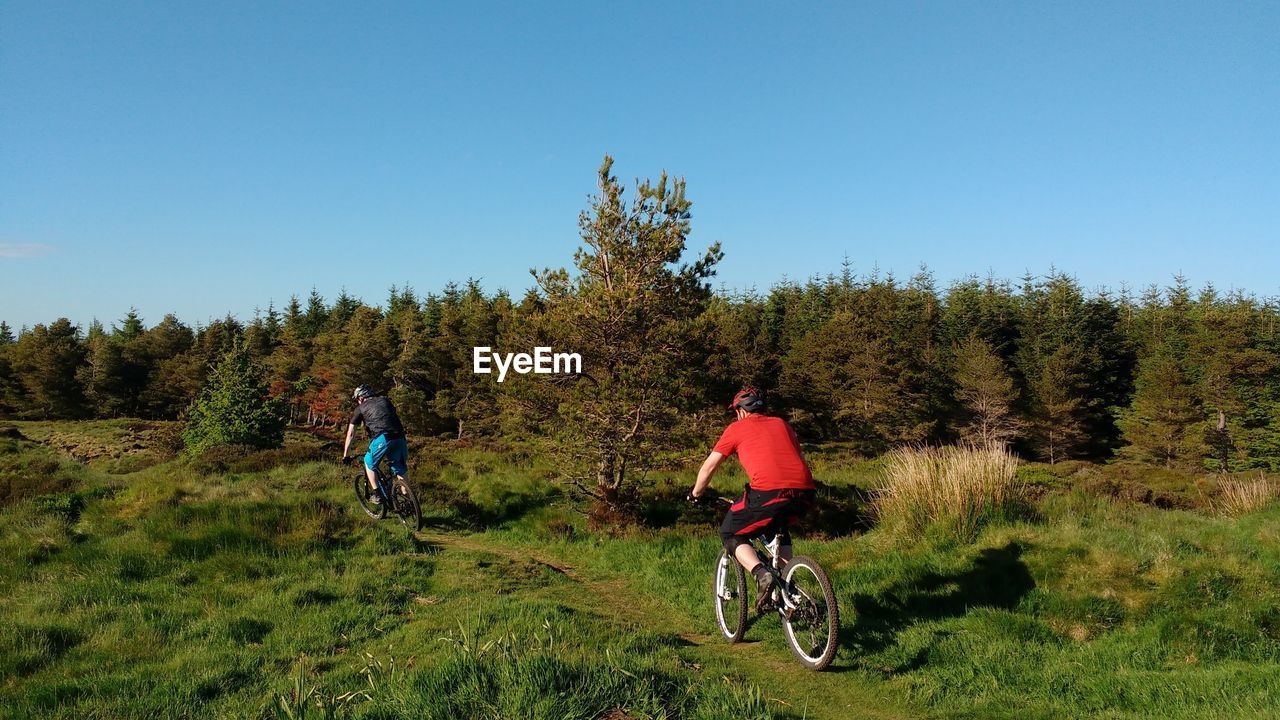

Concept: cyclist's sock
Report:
left=751, top=565, right=771, bottom=581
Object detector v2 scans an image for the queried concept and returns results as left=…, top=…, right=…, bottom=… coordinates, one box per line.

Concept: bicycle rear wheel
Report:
left=780, top=556, right=839, bottom=670
left=354, top=472, right=386, bottom=520
left=713, top=550, right=748, bottom=642
left=390, top=476, right=422, bottom=533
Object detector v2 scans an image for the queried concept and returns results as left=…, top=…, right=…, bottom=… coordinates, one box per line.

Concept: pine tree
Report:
left=941, top=275, right=1020, bottom=358
left=79, top=330, right=130, bottom=417
left=284, top=296, right=304, bottom=333
left=702, top=291, right=771, bottom=396
left=778, top=313, right=896, bottom=448
left=115, top=308, right=145, bottom=340
left=1028, top=344, right=1089, bottom=463
left=0, top=321, right=14, bottom=345
left=1013, top=273, right=1099, bottom=462
left=892, top=268, right=949, bottom=442
left=328, top=289, right=360, bottom=330
left=302, top=289, right=327, bottom=338
left=0, top=334, right=17, bottom=416
left=183, top=344, right=285, bottom=453
left=1192, top=291, right=1275, bottom=471
left=1076, top=293, right=1135, bottom=455
left=1120, top=346, right=1204, bottom=467
left=262, top=302, right=282, bottom=344
left=952, top=336, right=1021, bottom=446
left=8, top=319, right=88, bottom=418
left=518, top=156, right=721, bottom=513
left=136, top=315, right=199, bottom=418
left=428, top=280, right=501, bottom=438
left=336, top=306, right=392, bottom=392
left=244, top=304, right=283, bottom=358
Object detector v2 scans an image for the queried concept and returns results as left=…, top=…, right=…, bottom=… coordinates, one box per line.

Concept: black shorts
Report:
left=719, top=487, right=816, bottom=547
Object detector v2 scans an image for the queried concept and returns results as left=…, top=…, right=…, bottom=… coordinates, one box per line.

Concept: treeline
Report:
left=2, top=271, right=1277, bottom=472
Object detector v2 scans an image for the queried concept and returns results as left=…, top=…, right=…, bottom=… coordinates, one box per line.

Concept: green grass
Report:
left=0, top=432, right=93, bottom=506
left=5, top=421, right=1280, bottom=718
left=0, top=424, right=774, bottom=719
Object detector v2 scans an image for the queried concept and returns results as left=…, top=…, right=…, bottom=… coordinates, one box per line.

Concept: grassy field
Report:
left=3, top=422, right=1280, bottom=719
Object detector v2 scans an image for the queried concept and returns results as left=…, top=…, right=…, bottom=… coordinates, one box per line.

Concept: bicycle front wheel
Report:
left=390, top=476, right=422, bottom=533
left=780, top=556, right=839, bottom=670
left=713, top=550, right=748, bottom=642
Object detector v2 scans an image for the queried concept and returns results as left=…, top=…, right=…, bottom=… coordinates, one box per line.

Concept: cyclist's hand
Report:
left=341, top=455, right=353, bottom=466
left=687, top=491, right=706, bottom=506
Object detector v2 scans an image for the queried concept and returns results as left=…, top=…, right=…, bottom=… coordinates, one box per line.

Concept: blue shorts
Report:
left=364, top=434, right=408, bottom=477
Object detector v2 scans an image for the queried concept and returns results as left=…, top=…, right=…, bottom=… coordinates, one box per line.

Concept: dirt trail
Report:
left=418, top=531, right=917, bottom=720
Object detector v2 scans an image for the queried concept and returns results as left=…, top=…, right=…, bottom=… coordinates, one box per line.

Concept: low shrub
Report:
left=0, top=440, right=89, bottom=507
left=188, top=443, right=330, bottom=475
left=32, top=492, right=88, bottom=522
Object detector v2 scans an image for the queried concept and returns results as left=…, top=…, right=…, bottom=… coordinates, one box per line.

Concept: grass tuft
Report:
left=875, top=443, right=1025, bottom=541
left=1216, top=473, right=1276, bottom=516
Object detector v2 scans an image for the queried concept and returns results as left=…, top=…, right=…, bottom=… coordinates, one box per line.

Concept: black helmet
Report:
left=352, top=385, right=375, bottom=400
left=730, top=387, right=766, bottom=413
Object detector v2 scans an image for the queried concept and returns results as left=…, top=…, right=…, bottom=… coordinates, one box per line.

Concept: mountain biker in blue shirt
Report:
left=341, top=385, right=408, bottom=504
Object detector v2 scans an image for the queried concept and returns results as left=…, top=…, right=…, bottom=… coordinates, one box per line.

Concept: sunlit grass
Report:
left=8, top=422, right=1280, bottom=719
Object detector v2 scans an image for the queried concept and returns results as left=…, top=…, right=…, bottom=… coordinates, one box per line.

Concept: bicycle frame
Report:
left=353, top=451, right=422, bottom=533
left=709, top=495, right=839, bottom=670
left=360, top=459, right=395, bottom=502
left=748, top=533, right=806, bottom=613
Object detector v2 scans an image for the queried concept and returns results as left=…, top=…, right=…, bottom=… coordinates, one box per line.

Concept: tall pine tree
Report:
left=1120, top=345, right=1203, bottom=467
left=952, top=336, right=1021, bottom=446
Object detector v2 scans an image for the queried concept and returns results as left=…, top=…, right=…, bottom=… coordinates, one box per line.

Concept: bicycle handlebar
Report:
left=687, top=490, right=734, bottom=507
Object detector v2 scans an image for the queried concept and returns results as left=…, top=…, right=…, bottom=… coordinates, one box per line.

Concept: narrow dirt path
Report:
left=418, top=531, right=918, bottom=720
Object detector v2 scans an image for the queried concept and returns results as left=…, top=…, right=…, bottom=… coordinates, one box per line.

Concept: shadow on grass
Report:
left=846, top=542, right=1036, bottom=666
left=6, top=625, right=86, bottom=676
left=407, top=536, right=445, bottom=554
left=415, top=477, right=553, bottom=531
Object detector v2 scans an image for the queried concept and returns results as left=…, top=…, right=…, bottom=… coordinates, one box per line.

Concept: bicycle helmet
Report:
left=352, top=385, right=375, bottom=400
left=730, top=387, right=766, bottom=413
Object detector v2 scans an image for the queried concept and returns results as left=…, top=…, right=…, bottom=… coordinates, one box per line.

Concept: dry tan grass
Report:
left=1216, top=473, right=1275, bottom=516
left=875, top=443, right=1024, bottom=540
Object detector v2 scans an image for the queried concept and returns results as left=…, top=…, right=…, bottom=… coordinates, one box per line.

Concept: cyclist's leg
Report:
left=364, top=435, right=389, bottom=492
left=734, top=542, right=764, bottom=572
left=387, top=437, right=409, bottom=480
left=720, top=488, right=772, bottom=573
left=775, top=489, right=817, bottom=569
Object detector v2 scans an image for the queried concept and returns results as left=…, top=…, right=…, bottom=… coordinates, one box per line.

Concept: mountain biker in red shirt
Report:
left=689, top=387, right=817, bottom=612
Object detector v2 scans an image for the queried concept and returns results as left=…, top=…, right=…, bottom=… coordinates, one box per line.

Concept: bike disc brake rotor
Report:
left=785, top=589, right=829, bottom=654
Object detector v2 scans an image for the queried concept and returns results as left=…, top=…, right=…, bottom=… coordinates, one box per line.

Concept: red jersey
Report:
left=712, top=415, right=815, bottom=491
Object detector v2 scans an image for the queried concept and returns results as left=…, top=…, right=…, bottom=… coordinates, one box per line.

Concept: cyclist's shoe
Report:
left=753, top=567, right=776, bottom=613
left=368, top=492, right=382, bottom=505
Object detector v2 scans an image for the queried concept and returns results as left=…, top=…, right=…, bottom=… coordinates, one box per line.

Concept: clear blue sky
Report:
left=2, top=1, right=1277, bottom=330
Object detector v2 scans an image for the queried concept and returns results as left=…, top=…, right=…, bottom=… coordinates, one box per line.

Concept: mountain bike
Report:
left=349, top=456, right=422, bottom=533
left=708, top=496, right=839, bottom=670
